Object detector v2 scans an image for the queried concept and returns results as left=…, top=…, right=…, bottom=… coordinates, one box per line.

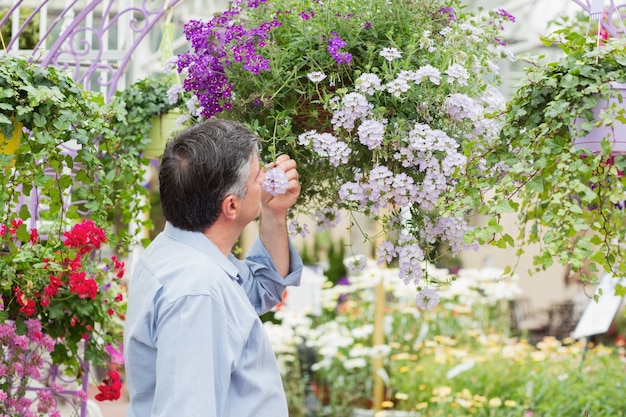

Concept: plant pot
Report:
left=145, top=110, right=180, bottom=159
left=0, top=118, right=23, bottom=167
left=573, top=82, right=626, bottom=155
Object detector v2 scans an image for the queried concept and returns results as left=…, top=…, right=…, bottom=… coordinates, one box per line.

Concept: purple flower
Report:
left=495, top=9, right=515, bottom=22
left=263, top=167, right=289, bottom=196
left=364, top=21, right=371, bottom=30
left=300, top=10, right=315, bottom=20
left=437, top=7, right=456, bottom=21
left=176, top=1, right=281, bottom=118
left=327, top=32, right=352, bottom=66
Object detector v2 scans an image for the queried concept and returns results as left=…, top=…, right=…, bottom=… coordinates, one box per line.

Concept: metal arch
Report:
left=0, top=0, right=187, bottom=102
left=570, top=0, right=626, bottom=38
left=40, top=0, right=187, bottom=102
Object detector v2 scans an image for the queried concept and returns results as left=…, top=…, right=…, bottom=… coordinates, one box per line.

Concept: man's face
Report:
left=239, top=155, right=264, bottom=222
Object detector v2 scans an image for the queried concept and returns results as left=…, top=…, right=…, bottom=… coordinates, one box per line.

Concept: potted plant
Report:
left=0, top=54, right=147, bottom=413
left=114, top=71, right=190, bottom=160
left=174, top=0, right=517, bottom=302
left=0, top=219, right=126, bottom=414
left=466, top=24, right=626, bottom=286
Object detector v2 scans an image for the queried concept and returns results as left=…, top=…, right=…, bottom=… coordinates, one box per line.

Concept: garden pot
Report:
left=0, top=118, right=23, bottom=167
left=573, top=82, right=626, bottom=155
left=145, top=110, right=180, bottom=159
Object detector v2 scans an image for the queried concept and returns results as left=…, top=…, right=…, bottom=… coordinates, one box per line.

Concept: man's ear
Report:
left=220, top=194, right=239, bottom=220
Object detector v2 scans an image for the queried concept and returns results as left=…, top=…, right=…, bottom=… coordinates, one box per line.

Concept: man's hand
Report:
left=261, top=154, right=300, bottom=218
left=259, top=154, right=300, bottom=277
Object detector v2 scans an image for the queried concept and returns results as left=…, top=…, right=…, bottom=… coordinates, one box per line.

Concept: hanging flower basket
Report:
left=573, top=82, right=626, bottom=155
left=146, top=109, right=180, bottom=159
left=0, top=118, right=23, bottom=167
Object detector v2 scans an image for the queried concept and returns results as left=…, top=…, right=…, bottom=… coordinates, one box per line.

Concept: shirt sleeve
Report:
left=151, top=293, right=238, bottom=417
left=234, top=237, right=303, bottom=314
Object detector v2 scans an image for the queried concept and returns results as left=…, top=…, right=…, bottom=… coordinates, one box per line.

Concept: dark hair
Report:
left=159, top=119, right=260, bottom=232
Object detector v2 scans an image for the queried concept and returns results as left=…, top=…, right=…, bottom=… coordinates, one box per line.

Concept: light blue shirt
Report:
left=124, top=222, right=302, bottom=417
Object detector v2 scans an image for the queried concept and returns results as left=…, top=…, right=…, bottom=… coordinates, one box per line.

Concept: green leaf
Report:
left=14, top=319, right=27, bottom=335
left=16, top=223, right=30, bottom=242
left=492, top=200, right=516, bottom=214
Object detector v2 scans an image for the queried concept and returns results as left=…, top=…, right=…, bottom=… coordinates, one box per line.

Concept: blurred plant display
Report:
left=264, top=260, right=626, bottom=416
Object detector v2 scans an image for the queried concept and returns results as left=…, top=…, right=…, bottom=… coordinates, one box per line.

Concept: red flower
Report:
left=29, top=228, right=39, bottom=244
left=111, top=255, right=125, bottom=279
left=95, top=370, right=122, bottom=401
left=10, top=218, right=23, bottom=234
left=15, top=288, right=37, bottom=316
left=63, top=219, right=107, bottom=254
left=44, top=274, right=62, bottom=298
left=68, top=271, right=98, bottom=299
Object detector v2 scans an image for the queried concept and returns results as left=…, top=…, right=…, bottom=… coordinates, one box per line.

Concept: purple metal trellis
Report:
left=0, top=0, right=186, bottom=102
left=570, top=0, right=626, bottom=37
left=23, top=342, right=91, bottom=417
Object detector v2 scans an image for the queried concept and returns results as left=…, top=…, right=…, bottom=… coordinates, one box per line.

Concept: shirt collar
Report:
left=162, top=222, right=241, bottom=284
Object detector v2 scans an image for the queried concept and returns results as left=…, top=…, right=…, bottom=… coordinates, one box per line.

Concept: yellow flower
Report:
left=433, top=386, right=452, bottom=397
left=489, top=397, right=502, bottom=407
left=395, top=392, right=409, bottom=401
left=381, top=400, right=394, bottom=409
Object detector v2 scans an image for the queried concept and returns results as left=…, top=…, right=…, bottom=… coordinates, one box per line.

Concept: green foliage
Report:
left=0, top=55, right=148, bottom=376
left=112, top=71, right=189, bottom=159
left=464, top=25, right=626, bottom=284
left=0, top=55, right=149, bottom=252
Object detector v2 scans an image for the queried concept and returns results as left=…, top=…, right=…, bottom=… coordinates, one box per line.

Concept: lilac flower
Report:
left=313, top=207, right=342, bottom=229
left=299, top=131, right=351, bottom=166
left=435, top=216, right=473, bottom=254
left=446, top=93, right=481, bottom=121
left=359, top=165, right=394, bottom=212
left=379, top=47, right=402, bottom=61
left=307, top=71, right=327, bottom=83
left=288, top=219, right=310, bottom=239
left=481, top=85, right=507, bottom=112
left=398, top=241, right=424, bottom=285
left=345, top=255, right=367, bottom=273
left=355, top=73, right=383, bottom=95
left=331, top=92, right=373, bottom=131
left=263, top=167, right=289, bottom=196
left=391, top=172, right=418, bottom=207
left=416, top=287, right=440, bottom=310
left=166, top=84, right=185, bottom=105
left=385, top=70, right=415, bottom=97
left=413, top=64, right=441, bottom=85
left=357, top=119, right=386, bottom=149
left=364, top=21, right=371, bottom=29
left=376, top=240, right=396, bottom=265
left=338, top=181, right=366, bottom=205
left=444, top=63, right=470, bottom=86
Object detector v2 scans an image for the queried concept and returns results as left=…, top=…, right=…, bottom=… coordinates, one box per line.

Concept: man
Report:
left=124, top=119, right=303, bottom=417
